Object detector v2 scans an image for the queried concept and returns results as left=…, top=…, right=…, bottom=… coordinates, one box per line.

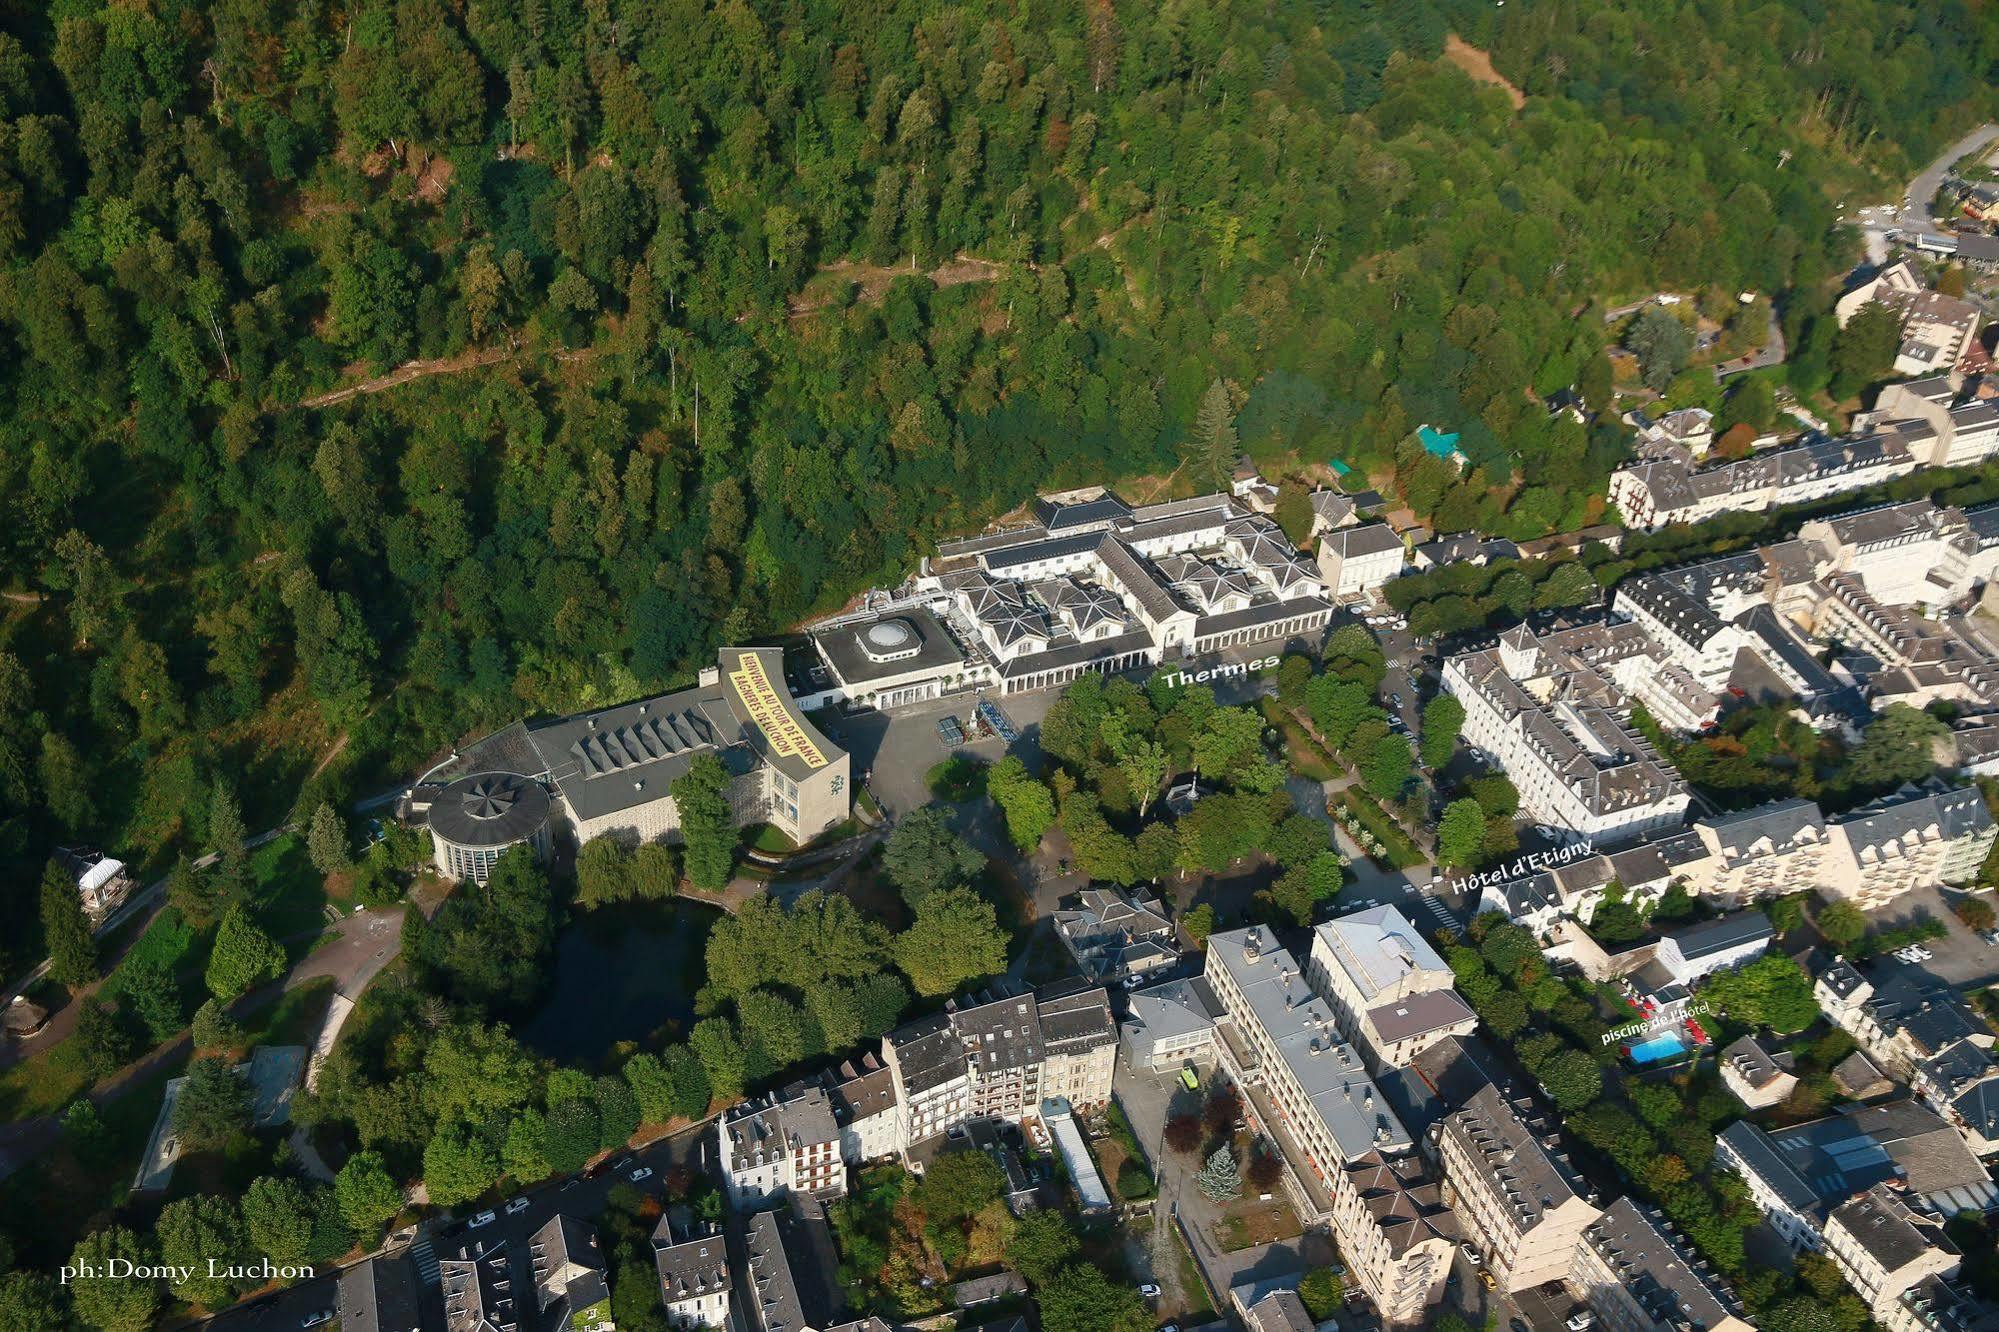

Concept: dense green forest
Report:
left=0, top=0, right=1995, bottom=956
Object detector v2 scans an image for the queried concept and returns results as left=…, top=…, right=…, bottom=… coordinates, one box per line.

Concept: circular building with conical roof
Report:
left=426, top=771, right=551, bottom=883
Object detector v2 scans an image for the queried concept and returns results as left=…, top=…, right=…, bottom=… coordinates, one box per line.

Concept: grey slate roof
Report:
left=441, top=1243, right=518, bottom=1332
left=1830, top=1184, right=1954, bottom=1273
left=1720, top=1035, right=1794, bottom=1092
left=1581, top=1198, right=1746, bottom=1328
left=652, top=1216, right=730, bottom=1307
left=428, top=771, right=553, bottom=847
left=1718, top=1120, right=1822, bottom=1216
left=886, top=1014, right=968, bottom=1095
left=821, top=1055, right=898, bottom=1126
left=1665, top=911, right=1773, bottom=962
left=1833, top=1051, right=1893, bottom=1100
left=744, top=1201, right=844, bottom=1332
left=950, top=992, right=1045, bottom=1072
left=1320, top=522, right=1405, bottom=559
left=336, top=1253, right=423, bottom=1332
left=1036, top=986, right=1118, bottom=1054
left=1367, top=989, right=1478, bottom=1045
left=1443, top=1086, right=1591, bottom=1229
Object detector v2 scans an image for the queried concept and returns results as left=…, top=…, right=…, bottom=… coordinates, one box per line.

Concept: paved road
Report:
left=1895, top=123, right=1999, bottom=233
left=1853, top=122, right=1999, bottom=259
left=0, top=905, right=403, bottom=1181
left=202, top=1114, right=719, bottom=1331
left=1714, top=302, right=1786, bottom=380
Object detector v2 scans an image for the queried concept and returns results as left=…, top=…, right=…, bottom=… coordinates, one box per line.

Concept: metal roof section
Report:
left=426, top=771, right=552, bottom=848
left=720, top=646, right=843, bottom=784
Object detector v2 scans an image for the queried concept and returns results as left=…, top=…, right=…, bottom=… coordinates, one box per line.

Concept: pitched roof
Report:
left=652, top=1217, right=731, bottom=1306
left=1581, top=1198, right=1746, bottom=1328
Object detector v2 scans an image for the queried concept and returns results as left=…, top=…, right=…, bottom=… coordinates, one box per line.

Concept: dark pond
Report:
left=519, top=899, right=715, bottom=1063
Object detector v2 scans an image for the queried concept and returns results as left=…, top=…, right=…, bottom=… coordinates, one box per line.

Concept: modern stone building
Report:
left=807, top=488, right=1336, bottom=704
left=1204, top=926, right=1456, bottom=1325
left=412, top=644, right=851, bottom=879
left=1444, top=631, right=1691, bottom=845
left=1823, top=1186, right=1963, bottom=1332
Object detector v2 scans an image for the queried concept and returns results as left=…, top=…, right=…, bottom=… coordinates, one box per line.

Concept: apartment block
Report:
left=1443, top=635, right=1690, bottom=844
left=819, top=1056, right=901, bottom=1165
left=1204, top=926, right=1453, bottom=1325
left=1568, top=1198, right=1753, bottom=1332
left=1437, top=1086, right=1602, bottom=1292
left=652, top=1218, right=731, bottom=1331
left=1822, top=783, right=1997, bottom=910
left=1307, top=906, right=1478, bottom=1069
left=878, top=984, right=1119, bottom=1158
left=1824, top=1186, right=1963, bottom=1332
left=1717, top=1101, right=1999, bottom=1252
left=1668, top=798, right=1827, bottom=908
left=1035, top=986, right=1119, bottom=1109
left=718, top=1087, right=847, bottom=1208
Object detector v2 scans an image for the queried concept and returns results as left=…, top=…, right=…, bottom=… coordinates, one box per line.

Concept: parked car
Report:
left=469, top=1210, right=497, bottom=1228
left=302, top=1313, right=335, bottom=1329
left=505, top=1197, right=531, bottom=1215
left=1479, top=1270, right=1497, bottom=1290
left=1140, top=1285, right=1162, bottom=1298
left=629, top=1166, right=654, bottom=1182
left=1461, top=1243, right=1481, bottom=1264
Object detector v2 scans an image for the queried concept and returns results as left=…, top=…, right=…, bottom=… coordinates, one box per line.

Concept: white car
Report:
left=1140, top=1284, right=1162, bottom=1298
left=629, top=1166, right=654, bottom=1181
left=505, top=1197, right=531, bottom=1215
left=302, top=1313, right=334, bottom=1329
left=1461, top=1242, right=1481, bottom=1264
left=469, top=1210, right=497, bottom=1228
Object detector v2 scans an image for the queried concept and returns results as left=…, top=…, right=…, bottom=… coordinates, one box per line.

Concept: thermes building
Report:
left=803, top=488, right=1337, bottom=706
left=411, top=646, right=851, bottom=881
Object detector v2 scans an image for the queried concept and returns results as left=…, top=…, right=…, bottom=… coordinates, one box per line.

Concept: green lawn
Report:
left=1259, top=697, right=1338, bottom=781
left=0, top=1037, right=93, bottom=1121
left=238, top=977, right=338, bottom=1050
left=246, top=834, right=338, bottom=950
left=1338, top=790, right=1424, bottom=869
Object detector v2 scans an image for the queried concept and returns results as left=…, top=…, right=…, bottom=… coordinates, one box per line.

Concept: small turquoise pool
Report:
left=1627, top=1033, right=1688, bottom=1064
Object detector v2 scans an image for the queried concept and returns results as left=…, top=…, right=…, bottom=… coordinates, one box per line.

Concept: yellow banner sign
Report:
left=728, top=652, right=828, bottom=769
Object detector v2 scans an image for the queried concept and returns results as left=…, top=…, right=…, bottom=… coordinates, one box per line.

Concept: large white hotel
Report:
left=798, top=486, right=1347, bottom=708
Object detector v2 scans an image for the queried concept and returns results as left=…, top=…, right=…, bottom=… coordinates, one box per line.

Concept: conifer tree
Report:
left=40, top=858, right=98, bottom=988
left=1197, top=1145, right=1242, bottom=1203
left=1188, top=379, right=1239, bottom=490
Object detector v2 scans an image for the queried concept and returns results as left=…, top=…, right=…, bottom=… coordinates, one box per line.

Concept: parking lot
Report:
left=1865, top=883, right=1999, bottom=990
left=821, top=641, right=1293, bottom=824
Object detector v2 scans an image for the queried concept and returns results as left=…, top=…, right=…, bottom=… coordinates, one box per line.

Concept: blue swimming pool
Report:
left=1627, top=1033, right=1689, bottom=1064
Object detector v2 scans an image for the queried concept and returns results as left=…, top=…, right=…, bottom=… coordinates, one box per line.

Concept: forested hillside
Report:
left=0, top=0, right=1995, bottom=955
